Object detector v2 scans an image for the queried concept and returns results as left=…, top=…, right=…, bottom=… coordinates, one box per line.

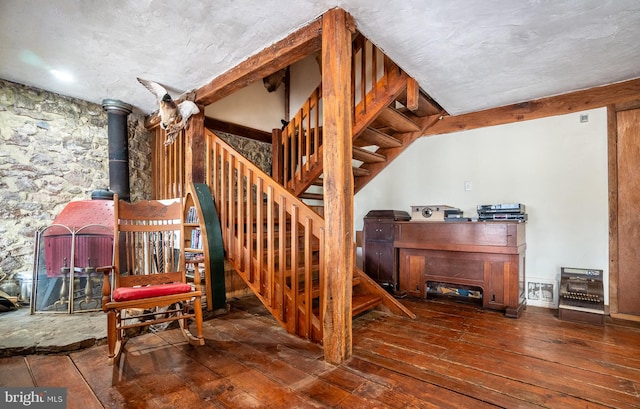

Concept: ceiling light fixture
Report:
left=50, top=69, right=74, bottom=82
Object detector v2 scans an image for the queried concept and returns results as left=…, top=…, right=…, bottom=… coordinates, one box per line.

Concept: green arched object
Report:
left=193, top=183, right=226, bottom=311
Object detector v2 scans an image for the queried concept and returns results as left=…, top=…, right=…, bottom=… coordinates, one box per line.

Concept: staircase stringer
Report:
left=352, top=265, right=416, bottom=319
left=354, top=112, right=445, bottom=194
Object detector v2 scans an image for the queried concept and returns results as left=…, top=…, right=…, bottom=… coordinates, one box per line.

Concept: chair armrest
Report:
left=98, top=265, right=114, bottom=311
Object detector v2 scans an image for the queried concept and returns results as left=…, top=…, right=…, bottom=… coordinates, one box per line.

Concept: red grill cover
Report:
left=47, top=200, right=114, bottom=235
left=43, top=200, right=114, bottom=277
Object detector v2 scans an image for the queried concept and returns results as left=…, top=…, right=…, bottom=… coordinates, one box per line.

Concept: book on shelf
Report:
left=185, top=252, right=204, bottom=262
left=186, top=206, right=199, bottom=223
left=190, top=227, right=202, bottom=249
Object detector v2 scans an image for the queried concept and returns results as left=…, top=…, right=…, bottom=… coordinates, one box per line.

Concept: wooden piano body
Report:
left=393, top=221, right=526, bottom=318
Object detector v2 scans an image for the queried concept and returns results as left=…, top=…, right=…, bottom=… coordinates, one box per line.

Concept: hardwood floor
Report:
left=2, top=295, right=639, bottom=408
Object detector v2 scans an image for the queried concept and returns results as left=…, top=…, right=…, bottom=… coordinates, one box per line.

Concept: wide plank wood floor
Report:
left=1, top=295, right=639, bottom=408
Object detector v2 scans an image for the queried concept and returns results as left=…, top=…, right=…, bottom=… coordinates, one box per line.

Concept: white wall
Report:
left=205, top=80, right=285, bottom=132
left=289, top=55, right=322, bottom=117
left=355, top=107, right=610, bottom=305
left=204, top=55, right=321, bottom=132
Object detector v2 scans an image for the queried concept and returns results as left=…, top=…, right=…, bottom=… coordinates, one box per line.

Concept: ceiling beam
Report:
left=425, top=78, right=640, bottom=136
left=204, top=117, right=272, bottom=144
left=195, top=19, right=322, bottom=107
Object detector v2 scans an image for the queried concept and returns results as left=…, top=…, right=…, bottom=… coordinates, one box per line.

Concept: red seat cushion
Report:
left=112, top=283, right=193, bottom=302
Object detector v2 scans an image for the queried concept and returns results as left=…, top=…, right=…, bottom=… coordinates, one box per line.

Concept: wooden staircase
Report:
left=273, top=34, right=446, bottom=205
left=201, top=130, right=414, bottom=343
left=149, top=28, right=426, bottom=345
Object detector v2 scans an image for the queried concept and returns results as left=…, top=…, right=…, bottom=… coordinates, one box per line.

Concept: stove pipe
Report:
left=101, top=99, right=133, bottom=202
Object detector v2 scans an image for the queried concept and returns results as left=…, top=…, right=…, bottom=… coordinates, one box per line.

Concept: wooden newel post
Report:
left=185, top=108, right=205, bottom=184
left=321, top=7, right=355, bottom=365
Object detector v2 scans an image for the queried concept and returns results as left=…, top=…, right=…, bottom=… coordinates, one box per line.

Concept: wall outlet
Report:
left=464, top=180, right=472, bottom=191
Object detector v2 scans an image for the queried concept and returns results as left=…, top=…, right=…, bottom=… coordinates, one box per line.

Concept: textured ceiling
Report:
left=1, top=0, right=639, bottom=116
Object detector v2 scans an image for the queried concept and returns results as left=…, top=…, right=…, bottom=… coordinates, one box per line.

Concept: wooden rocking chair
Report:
left=100, top=195, right=204, bottom=364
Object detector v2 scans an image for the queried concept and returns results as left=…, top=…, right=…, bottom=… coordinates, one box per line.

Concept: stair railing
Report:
left=205, top=129, right=326, bottom=341
left=352, top=34, right=387, bottom=118
left=276, top=36, right=409, bottom=198
left=351, top=35, right=409, bottom=136
left=150, top=126, right=186, bottom=200
left=276, top=84, right=323, bottom=197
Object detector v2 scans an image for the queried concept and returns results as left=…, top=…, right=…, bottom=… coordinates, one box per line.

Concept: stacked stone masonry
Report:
left=0, top=79, right=151, bottom=278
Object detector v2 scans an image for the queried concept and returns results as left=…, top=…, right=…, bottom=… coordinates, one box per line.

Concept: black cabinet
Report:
left=362, top=210, right=410, bottom=291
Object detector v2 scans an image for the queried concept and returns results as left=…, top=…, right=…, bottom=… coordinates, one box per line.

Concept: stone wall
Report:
left=0, top=79, right=151, bottom=279
left=214, top=130, right=272, bottom=174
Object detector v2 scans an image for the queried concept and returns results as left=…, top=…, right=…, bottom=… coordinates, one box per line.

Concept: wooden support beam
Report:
left=424, top=78, right=640, bottom=136
left=607, top=104, right=619, bottom=317
left=184, top=109, right=205, bottom=184
left=204, top=117, right=272, bottom=143
left=196, top=19, right=322, bottom=107
left=321, top=7, right=354, bottom=365
left=405, top=77, right=419, bottom=111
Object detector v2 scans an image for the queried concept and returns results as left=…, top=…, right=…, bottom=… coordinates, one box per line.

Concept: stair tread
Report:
left=351, top=146, right=386, bottom=163
left=352, top=166, right=370, bottom=177
left=288, top=274, right=366, bottom=296
left=299, top=192, right=323, bottom=201
left=351, top=293, right=383, bottom=316
left=355, top=127, right=403, bottom=148
left=299, top=287, right=383, bottom=315
left=371, top=106, right=420, bottom=133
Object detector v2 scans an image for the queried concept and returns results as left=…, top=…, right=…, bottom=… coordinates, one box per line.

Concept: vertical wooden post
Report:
left=321, top=7, right=354, bottom=364
left=184, top=108, right=205, bottom=184
left=272, top=128, right=283, bottom=184
left=607, top=105, right=619, bottom=316
left=406, top=77, right=419, bottom=111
